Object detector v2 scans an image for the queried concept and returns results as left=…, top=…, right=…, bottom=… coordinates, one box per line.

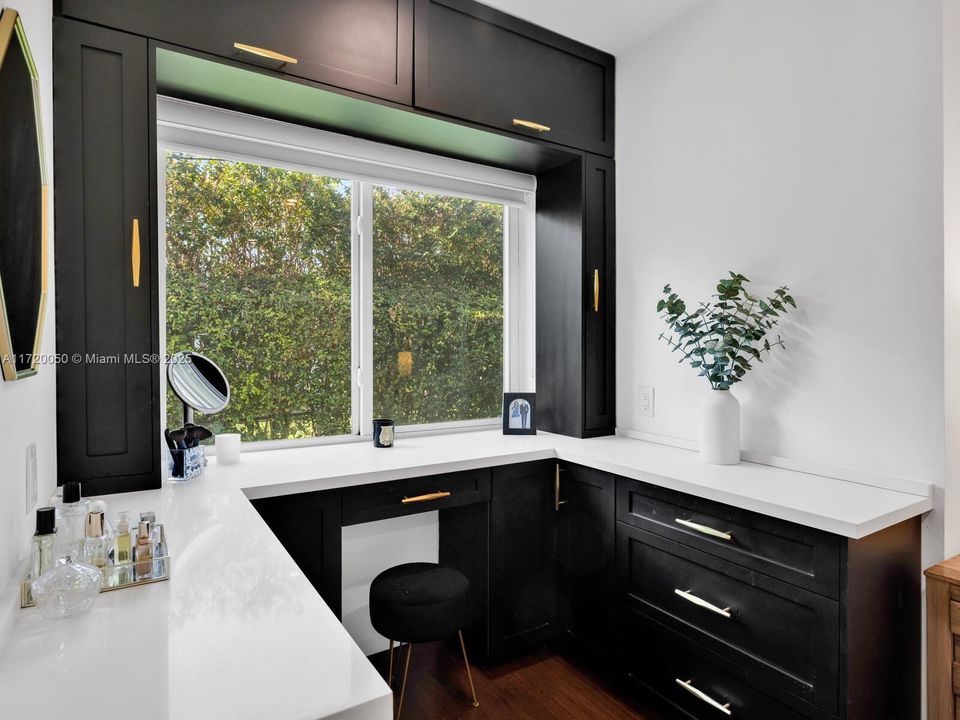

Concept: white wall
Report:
left=0, top=0, right=57, bottom=639
left=944, top=0, right=960, bottom=560
left=616, top=0, right=944, bottom=566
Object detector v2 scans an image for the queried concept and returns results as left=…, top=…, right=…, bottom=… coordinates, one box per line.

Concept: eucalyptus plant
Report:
left=656, top=272, right=796, bottom=390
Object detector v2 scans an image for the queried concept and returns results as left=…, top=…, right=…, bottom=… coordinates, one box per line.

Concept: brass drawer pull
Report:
left=234, top=42, right=298, bottom=65
left=593, top=269, right=600, bottom=312
left=131, top=218, right=141, bottom=288
left=401, top=491, right=451, bottom=504
left=675, top=679, right=732, bottom=716
left=554, top=463, right=566, bottom=511
left=512, top=118, right=551, bottom=132
left=675, top=589, right=732, bottom=619
left=675, top=518, right=732, bottom=541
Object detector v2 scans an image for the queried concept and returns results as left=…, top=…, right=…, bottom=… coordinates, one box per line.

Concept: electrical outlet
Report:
left=638, top=386, right=654, bottom=418
left=25, top=442, right=37, bottom=513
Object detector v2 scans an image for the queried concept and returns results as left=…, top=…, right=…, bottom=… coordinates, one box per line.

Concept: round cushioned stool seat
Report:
left=370, top=562, right=470, bottom=644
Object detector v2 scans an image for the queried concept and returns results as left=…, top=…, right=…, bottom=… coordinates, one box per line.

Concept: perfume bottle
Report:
left=29, top=507, right=57, bottom=581
left=55, top=482, right=89, bottom=562
left=135, top=521, right=152, bottom=580
left=83, top=510, right=111, bottom=569
left=114, top=511, right=133, bottom=584
left=152, top=522, right=167, bottom=577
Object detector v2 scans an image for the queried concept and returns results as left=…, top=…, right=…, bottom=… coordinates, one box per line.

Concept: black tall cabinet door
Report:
left=489, top=461, right=558, bottom=657
left=536, top=153, right=616, bottom=438
left=54, top=20, right=158, bottom=494
left=583, top=155, right=616, bottom=435
left=557, top=464, right=615, bottom=658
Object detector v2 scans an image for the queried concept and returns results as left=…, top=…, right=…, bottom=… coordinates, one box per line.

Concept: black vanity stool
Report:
left=369, top=562, right=479, bottom=719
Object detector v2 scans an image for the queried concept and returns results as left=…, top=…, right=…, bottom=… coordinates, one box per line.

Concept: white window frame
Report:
left=157, top=97, right=536, bottom=450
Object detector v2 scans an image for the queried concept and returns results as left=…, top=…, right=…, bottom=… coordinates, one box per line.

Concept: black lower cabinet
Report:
left=613, top=477, right=921, bottom=720
left=489, top=461, right=558, bottom=657
left=557, top=463, right=615, bottom=659
left=251, top=490, right=342, bottom=618
left=619, top=608, right=827, bottom=720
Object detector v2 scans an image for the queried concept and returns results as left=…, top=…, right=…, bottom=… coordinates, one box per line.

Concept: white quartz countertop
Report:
left=0, top=487, right=392, bottom=720
left=0, top=429, right=932, bottom=720
left=185, top=430, right=932, bottom=539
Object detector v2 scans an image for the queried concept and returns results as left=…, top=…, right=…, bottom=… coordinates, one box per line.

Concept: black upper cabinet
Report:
left=489, top=462, right=558, bottom=657
left=59, top=0, right=414, bottom=105
left=54, top=19, right=159, bottom=494
left=557, top=464, right=615, bottom=659
left=414, top=0, right=614, bottom=156
left=536, top=154, right=616, bottom=438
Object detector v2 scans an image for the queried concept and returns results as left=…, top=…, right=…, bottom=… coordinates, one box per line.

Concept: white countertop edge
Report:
left=554, top=449, right=934, bottom=540
left=239, top=448, right=558, bottom=500
left=184, top=430, right=937, bottom=540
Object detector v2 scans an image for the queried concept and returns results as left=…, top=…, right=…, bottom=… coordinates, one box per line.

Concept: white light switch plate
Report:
left=25, top=442, right=37, bottom=513
left=638, top=386, right=654, bottom=418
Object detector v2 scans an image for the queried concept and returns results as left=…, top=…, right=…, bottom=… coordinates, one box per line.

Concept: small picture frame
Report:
left=502, top=392, right=536, bottom=435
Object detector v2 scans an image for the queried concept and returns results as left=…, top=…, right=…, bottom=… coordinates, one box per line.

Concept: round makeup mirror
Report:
left=167, top=351, right=230, bottom=423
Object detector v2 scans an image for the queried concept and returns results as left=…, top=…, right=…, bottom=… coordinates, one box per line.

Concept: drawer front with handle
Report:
left=619, top=607, right=831, bottom=720
left=617, top=478, right=840, bottom=598
left=341, top=468, right=490, bottom=525
left=618, top=522, right=839, bottom=713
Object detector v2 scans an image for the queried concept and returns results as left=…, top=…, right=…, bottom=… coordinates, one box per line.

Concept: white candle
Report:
left=215, top=433, right=241, bottom=465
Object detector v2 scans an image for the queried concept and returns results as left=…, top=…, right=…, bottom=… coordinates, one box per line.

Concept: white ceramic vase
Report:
left=700, top=388, right=740, bottom=465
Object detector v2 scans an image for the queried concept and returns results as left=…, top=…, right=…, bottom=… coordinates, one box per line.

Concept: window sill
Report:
left=201, top=418, right=500, bottom=455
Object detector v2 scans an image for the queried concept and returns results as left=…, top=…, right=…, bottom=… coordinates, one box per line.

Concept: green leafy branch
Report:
left=656, top=272, right=796, bottom=390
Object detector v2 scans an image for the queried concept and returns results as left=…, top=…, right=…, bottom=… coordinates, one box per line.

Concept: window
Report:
left=159, top=99, right=535, bottom=445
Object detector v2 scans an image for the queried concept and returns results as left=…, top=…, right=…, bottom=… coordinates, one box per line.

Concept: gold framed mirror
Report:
left=0, top=8, right=48, bottom=381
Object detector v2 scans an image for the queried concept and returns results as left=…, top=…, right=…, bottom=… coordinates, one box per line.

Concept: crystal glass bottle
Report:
left=31, top=558, right=101, bottom=620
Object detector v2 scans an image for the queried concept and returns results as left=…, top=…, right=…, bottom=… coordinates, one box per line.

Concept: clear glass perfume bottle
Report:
left=114, top=511, right=133, bottom=585
left=29, top=507, right=57, bottom=581
left=135, top=521, right=152, bottom=580
left=82, top=510, right=111, bottom=569
left=55, top=482, right=89, bottom=563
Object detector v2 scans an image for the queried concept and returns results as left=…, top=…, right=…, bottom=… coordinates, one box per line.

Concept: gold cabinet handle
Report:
left=401, top=491, right=451, bottom=504
left=674, top=589, right=732, bottom=619
left=675, top=679, right=732, bottom=716
left=512, top=118, right=550, bottom=132
left=234, top=42, right=298, bottom=65
left=593, top=269, right=600, bottom=312
left=131, top=218, right=141, bottom=288
left=675, top=518, right=732, bottom=541
left=554, top=463, right=566, bottom=511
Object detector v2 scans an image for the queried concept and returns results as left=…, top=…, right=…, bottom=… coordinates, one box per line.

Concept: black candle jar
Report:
left=373, top=418, right=395, bottom=448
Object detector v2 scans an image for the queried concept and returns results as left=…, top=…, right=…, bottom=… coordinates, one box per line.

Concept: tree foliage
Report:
left=165, top=153, right=504, bottom=440
left=656, top=272, right=796, bottom=390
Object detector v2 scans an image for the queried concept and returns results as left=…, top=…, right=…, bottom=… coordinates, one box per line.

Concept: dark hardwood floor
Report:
left=369, top=642, right=666, bottom=720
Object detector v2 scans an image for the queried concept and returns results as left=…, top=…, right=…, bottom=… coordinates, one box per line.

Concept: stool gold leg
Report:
left=458, top=630, right=480, bottom=708
left=387, top=639, right=395, bottom=686
left=396, top=643, right=413, bottom=720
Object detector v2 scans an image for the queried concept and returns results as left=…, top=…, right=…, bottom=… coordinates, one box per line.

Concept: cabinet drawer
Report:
left=617, top=478, right=840, bottom=598
left=619, top=608, right=830, bottom=720
left=618, top=523, right=839, bottom=713
left=341, top=468, right=490, bottom=525
left=60, top=0, right=414, bottom=104
left=414, top=0, right=614, bottom=155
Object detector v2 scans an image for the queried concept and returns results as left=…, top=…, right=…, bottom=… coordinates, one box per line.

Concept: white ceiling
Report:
left=480, top=0, right=706, bottom=54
